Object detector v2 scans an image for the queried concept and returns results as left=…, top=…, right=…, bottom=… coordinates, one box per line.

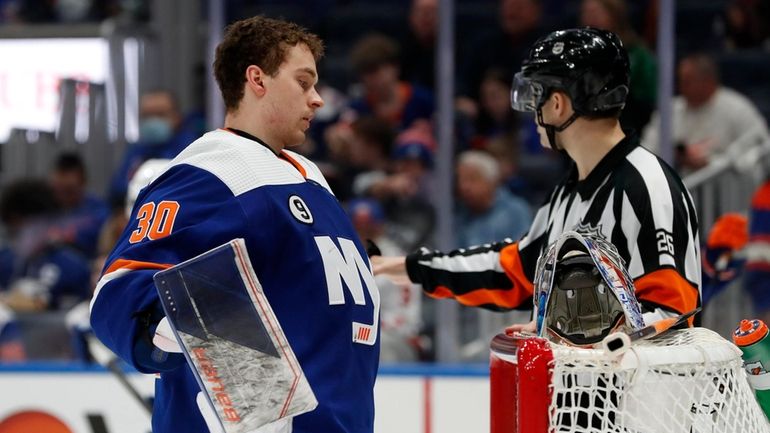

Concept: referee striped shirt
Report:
left=406, top=133, right=700, bottom=315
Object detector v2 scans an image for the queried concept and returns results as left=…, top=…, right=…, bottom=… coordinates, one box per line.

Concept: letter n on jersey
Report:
left=314, top=236, right=380, bottom=345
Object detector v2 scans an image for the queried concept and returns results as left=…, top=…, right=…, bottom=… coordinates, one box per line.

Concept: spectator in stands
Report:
left=347, top=198, right=422, bottom=362
left=343, top=33, right=434, bottom=130
left=108, top=89, right=200, bottom=205
left=580, top=0, right=657, bottom=131
left=323, top=34, right=434, bottom=170
left=345, top=116, right=397, bottom=201
left=703, top=185, right=770, bottom=325
left=303, top=82, right=350, bottom=161
left=55, top=0, right=93, bottom=22
left=361, top=122, right=436, bottom=252
left=390, top=120, right=436, bottom=194
left=48, top=152, right=108, bottom=259
left=399, top=0, right=438, bottom=89
left=641, top=53, right=769, bottom=172
left=0, top=303, right=24, bottom=360
left=0, top=179, right=91, bottom=312
left=484, top=134, right=526, bottom=195
left=0, top=0, right=123, bottom=23
left=470, top=68, right=521, bottom=149
left=468, top=67, right=567, bottom=206
left=486, top=130, right=568, bottom=208
left=743, top=183, right=770, bottom=324
left=11, top=0, right=55, bottom=22
left=456, top=0, right=546, bottom=118
left=0, top=0, right=18, bottom=22
left=0, top=179, right=60, bottom=293
left=701, top=213, right=748, bottom=306
left=724, top=0, right=770, bottom=50
left=315, top=116, right=392, bottom=202
left=639, top=0, right=659, bottom=48
left=455, top=150, right=532, bottom=247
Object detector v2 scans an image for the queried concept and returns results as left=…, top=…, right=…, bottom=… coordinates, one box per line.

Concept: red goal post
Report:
left=490, top=327, right=770, bottom=433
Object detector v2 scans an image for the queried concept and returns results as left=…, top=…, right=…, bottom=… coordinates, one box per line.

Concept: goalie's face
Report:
left=258, top=44, right=324, bottom=149
left=545, top=253, right=627, bottom=346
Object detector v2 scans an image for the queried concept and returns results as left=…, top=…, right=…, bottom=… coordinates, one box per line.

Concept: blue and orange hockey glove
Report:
left=702, top=213, right=748, bottom=305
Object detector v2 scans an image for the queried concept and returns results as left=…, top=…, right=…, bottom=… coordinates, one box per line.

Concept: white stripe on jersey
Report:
left=164, top=130, right=334, bottom=197
left=519, top=202, right=550, bottom=250
left=682, top=191, right=701, bottom=289
left=745, top=242, right=770, bottom=262
left=622, top=190, right=644, bottom=278
left=598, top=189, right=616, bottom=241
left=284, top=149, right=335, bottom=194
left=548, top=192, right=571, bottom=243
left=561, top=198, right=585, bottom=239
left=418, top=250, right=505, bottom=274
left=90, top=268, right=132, bottom=313
left=627, top=147, right=676, bottom=267
left=562, top=180, right=607, bottom=240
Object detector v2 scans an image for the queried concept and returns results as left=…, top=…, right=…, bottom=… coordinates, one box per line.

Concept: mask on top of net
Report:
left=510, top=27, right=630, bottom=116
left=533, top=231, right=645, bottom=347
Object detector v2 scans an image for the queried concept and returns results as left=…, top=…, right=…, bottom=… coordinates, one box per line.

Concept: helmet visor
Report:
left=510, top=72, right=545, bottom=112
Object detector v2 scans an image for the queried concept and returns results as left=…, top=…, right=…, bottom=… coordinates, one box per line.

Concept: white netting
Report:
left=546, top=327, right=770, bottom=433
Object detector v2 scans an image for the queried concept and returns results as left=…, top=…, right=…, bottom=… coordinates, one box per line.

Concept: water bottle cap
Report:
left=733, top=319, right=769, bottom=346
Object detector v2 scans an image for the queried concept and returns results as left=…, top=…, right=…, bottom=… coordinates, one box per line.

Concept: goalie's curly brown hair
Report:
left=214, top=16, right=324, bottom=111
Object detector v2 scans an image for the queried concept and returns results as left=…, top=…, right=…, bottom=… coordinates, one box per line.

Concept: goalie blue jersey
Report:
left=90, top=129, right=381, bottom=433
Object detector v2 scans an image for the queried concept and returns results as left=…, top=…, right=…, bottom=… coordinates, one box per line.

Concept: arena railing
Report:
left=683, top=124, right=770, bottom=338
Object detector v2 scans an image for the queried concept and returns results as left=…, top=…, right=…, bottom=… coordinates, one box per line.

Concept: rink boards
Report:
left=0, top=363, right=489, bottom=433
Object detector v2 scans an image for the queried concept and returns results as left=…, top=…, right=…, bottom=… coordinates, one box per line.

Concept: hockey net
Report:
left=490, top=327, right=770, bottom=433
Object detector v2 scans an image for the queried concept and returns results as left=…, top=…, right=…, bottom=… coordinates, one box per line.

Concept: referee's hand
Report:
left=505, top=320, right=536, bottom=336
left=371, top=255, right=412, bottom=286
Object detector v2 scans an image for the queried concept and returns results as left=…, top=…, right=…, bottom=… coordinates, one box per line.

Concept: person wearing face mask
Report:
left=108, top=89, right=201, bottom=207
left=373, top=28, right=701, bottom=333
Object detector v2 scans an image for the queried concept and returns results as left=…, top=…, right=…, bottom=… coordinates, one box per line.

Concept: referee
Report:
left=373, top=27, right=700, bottom=328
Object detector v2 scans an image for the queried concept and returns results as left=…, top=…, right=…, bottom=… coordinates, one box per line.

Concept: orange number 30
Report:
left=129, top=201, right=180, bottom=244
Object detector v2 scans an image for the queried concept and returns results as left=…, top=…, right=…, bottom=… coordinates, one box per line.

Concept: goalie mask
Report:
left=533, top=231, right=644, bottom=346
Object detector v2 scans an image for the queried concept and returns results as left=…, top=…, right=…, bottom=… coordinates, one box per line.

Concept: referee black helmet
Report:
left=511, top=27, right=630, bottom=118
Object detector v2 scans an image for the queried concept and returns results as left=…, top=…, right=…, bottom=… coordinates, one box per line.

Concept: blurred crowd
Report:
left=0, top=0, right=148, bottom=23
left=1, top=0, right=769, bottom=363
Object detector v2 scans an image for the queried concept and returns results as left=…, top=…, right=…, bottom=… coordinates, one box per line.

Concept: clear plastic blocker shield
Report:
left=153, top=239, right=317, bottom=433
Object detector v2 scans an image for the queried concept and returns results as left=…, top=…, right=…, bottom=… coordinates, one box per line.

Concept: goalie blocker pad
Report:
left=153, top=238, right=317, bottom=433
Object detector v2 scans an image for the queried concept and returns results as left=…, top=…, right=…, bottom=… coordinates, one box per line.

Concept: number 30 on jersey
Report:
left=129, top=201, right=180, bottom=243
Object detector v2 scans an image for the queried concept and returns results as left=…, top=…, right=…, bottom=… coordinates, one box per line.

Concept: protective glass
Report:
left=533, top=231, right=645, bottom=346
left=510, top=72, right=545, bottom=112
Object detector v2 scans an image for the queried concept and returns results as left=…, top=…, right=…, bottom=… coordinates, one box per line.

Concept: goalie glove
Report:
left=702, top=213, right=748, bottom=305
left=153, top=316, right=183, bottom=353
left=130, top=310, right=185, bottom=372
